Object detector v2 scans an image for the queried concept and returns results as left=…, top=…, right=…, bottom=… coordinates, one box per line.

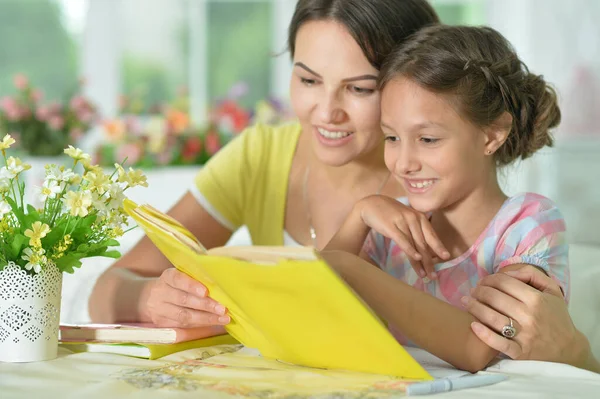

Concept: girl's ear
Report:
left=483, top=111, right=512, bottom=155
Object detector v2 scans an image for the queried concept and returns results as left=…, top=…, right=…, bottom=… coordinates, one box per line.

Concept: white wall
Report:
left=487, top=0, right=600, bottom=245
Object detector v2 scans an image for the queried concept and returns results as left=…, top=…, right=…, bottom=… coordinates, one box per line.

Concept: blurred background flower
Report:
left=94, top=85, right=292, bottom=168
left=0, top=74, right=98, bottom=156
left=1, top=0, right=599, bottom=249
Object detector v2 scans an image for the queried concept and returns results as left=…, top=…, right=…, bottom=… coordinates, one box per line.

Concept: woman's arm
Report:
left=321, top=250, right=500, bottom=372
left=88, top=192, right=233, bottom=323
left=466, top=266, right=600, bottom=373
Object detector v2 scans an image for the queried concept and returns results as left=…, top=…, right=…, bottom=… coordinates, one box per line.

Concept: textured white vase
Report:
left=0, top=262, right=63, bottom=362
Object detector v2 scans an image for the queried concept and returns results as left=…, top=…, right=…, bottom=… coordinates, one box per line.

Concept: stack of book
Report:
left=59, top=323, right=238, bottom=359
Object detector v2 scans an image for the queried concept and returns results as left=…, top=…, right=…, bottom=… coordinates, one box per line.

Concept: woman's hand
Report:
left=358, top=195, right=450, bottom=280
left=143, top=268, right=230, bottom=327
left=464, top=266, right=594, bottom=368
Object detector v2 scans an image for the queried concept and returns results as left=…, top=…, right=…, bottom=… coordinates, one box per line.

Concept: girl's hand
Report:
left=143, top=268, right=230, bottom=327
left=358, top=195, right=450, bottom=279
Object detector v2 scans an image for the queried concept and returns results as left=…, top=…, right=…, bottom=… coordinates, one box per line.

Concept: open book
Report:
left=124, top=199, right=431, bottom=380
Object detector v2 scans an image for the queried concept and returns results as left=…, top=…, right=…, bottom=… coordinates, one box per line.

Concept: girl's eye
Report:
left=300, top=77, right=317, bottom=86
left=349, top=85, right=375, bottom=95
left=420, top=137, right=440, bottom=144
left=384, top=136, right=399, bottom=142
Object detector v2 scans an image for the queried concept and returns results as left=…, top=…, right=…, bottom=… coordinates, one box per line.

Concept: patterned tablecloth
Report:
left=2, top=344, right=600, bottom=398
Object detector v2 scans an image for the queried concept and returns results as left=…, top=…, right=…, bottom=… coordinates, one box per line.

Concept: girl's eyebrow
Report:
left=381, top=121, right=395, bottom=132
left=294, top=62, right=377, bottom=83
left=410, top=122, right=444, bottom=131
left=381, top=121, right=446, bottom=132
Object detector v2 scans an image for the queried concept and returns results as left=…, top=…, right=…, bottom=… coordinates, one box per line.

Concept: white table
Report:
left=2, top=345, right=600, bottom=398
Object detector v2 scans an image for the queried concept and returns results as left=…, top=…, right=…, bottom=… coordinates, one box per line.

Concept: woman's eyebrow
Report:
left=294, top=62, right=376, bottom=83
left=294, top=62, right=321, bottom=78
left=342, top=75, right=377, bottom=83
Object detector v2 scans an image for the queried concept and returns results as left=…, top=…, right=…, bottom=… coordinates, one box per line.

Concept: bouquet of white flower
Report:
left=0, top=134, right=147, bottom=274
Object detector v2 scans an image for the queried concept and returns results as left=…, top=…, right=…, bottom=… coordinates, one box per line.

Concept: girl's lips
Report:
left=404, top=178, right=437, bottom=194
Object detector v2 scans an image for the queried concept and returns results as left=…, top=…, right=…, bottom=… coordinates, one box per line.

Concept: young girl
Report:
left=324, top=25, right=568, bottom=372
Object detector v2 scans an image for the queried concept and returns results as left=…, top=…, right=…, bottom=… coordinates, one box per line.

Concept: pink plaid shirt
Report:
left=363, top=192, right=569, bottom=345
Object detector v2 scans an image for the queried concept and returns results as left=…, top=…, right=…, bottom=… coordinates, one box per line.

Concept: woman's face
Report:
left=290, top=20, right=384, bottom=166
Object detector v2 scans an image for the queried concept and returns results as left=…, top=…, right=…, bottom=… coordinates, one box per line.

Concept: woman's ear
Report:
left=483, top=111, right=512, bottom=155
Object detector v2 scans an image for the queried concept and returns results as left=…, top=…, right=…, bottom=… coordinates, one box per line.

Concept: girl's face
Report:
left=380, top=77, right=496, bottom=213
left=290, top=20, right=384, bottom=166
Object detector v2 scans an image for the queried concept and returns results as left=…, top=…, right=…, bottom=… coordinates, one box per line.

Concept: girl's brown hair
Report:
left=379, top=25, right=561, bottom=165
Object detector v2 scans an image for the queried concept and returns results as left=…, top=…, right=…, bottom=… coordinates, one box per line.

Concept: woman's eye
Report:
left=421, top=137, right=439, bottom=144
left=384, top=136, right=399, bottom=142
left=349, top=85, right=375, bottom=95
left=300, top=77, right=317, bottom=86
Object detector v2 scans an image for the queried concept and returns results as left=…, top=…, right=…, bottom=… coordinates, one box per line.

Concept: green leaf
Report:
left=42, top=218, right=68, bottom=249
left=6, top=197, right=24, bottom=227
left=24, top=204, right=41, bottom=226
left=71, top=214, right=97, bottom=238
left=76, top=243, right=90, bottom=253
left=98, top=250, right=121, bottom=259
left=55, top=253, right=83, bottom=274
left=8, top=234, right=27, bottom=260
left=105, top=239, right=120, bottom=247
left=75, top=241, right=113, bottom=256
left=87, top=246, right=110, bottom=257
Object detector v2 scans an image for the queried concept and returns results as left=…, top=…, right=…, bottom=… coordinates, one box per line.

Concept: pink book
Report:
left=59, top=323, right=227, bottom=344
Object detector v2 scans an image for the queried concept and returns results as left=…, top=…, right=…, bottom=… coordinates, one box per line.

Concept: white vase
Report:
left=0, top=262, right=63, bottom=362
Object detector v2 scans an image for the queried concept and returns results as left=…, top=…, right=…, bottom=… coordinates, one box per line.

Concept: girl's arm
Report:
left=322, top=250, right=514, bottom=372
left=325, top=195, right=449, bottom=278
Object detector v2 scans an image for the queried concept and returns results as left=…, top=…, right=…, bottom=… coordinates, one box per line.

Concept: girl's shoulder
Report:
left=503, top=192, right=559, bottom=211
left=489, top=192, right=566, bottom=251
left=494, top=192, right=563, bottom=228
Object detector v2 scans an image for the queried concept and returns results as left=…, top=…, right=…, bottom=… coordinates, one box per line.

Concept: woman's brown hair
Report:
left=288, top=0, right=439, bottom=70
left=379, top=25, right=561, bottom=165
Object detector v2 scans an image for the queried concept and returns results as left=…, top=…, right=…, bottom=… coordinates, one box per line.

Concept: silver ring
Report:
left=501, top=317, right=517, bottom=339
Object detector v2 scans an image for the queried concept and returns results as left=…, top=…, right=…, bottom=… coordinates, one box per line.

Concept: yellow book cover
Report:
left=124, top=199, right=432, bottom=380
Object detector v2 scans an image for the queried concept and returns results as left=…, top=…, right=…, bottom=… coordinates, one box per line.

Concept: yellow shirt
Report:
left=193, top=122, right=302, bottom=245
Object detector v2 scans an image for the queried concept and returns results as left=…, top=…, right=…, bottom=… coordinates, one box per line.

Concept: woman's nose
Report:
left=316, top=92, right=346, bottom=124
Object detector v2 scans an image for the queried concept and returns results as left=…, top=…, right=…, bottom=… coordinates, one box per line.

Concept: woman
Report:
left=466, top=266, right=600, bottom=372
left=88, top=0, right=440, bottom=326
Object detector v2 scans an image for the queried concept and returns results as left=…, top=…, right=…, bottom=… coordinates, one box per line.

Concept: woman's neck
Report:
left=430, top=178, right=508, bottom=258
left=307, top=140, right=390, bottom=192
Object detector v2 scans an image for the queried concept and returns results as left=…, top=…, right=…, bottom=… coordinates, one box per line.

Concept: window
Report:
left=116, top=0, right=275, bottom=115
left=0, top=0, right=82, bottom=99
left=431, top=0, right=486, bottom=26
left=207, top=1, right=272, bottom=109
left=118, top=0, right=189, bottom=114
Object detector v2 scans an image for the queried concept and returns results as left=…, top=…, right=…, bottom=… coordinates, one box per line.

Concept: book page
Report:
left=207, top=246, right=317, bottom=264
left=132, top=207, right=206, bottom=254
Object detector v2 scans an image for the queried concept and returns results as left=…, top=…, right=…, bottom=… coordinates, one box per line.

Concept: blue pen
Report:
left=406, top=374, right=508, bottom=396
